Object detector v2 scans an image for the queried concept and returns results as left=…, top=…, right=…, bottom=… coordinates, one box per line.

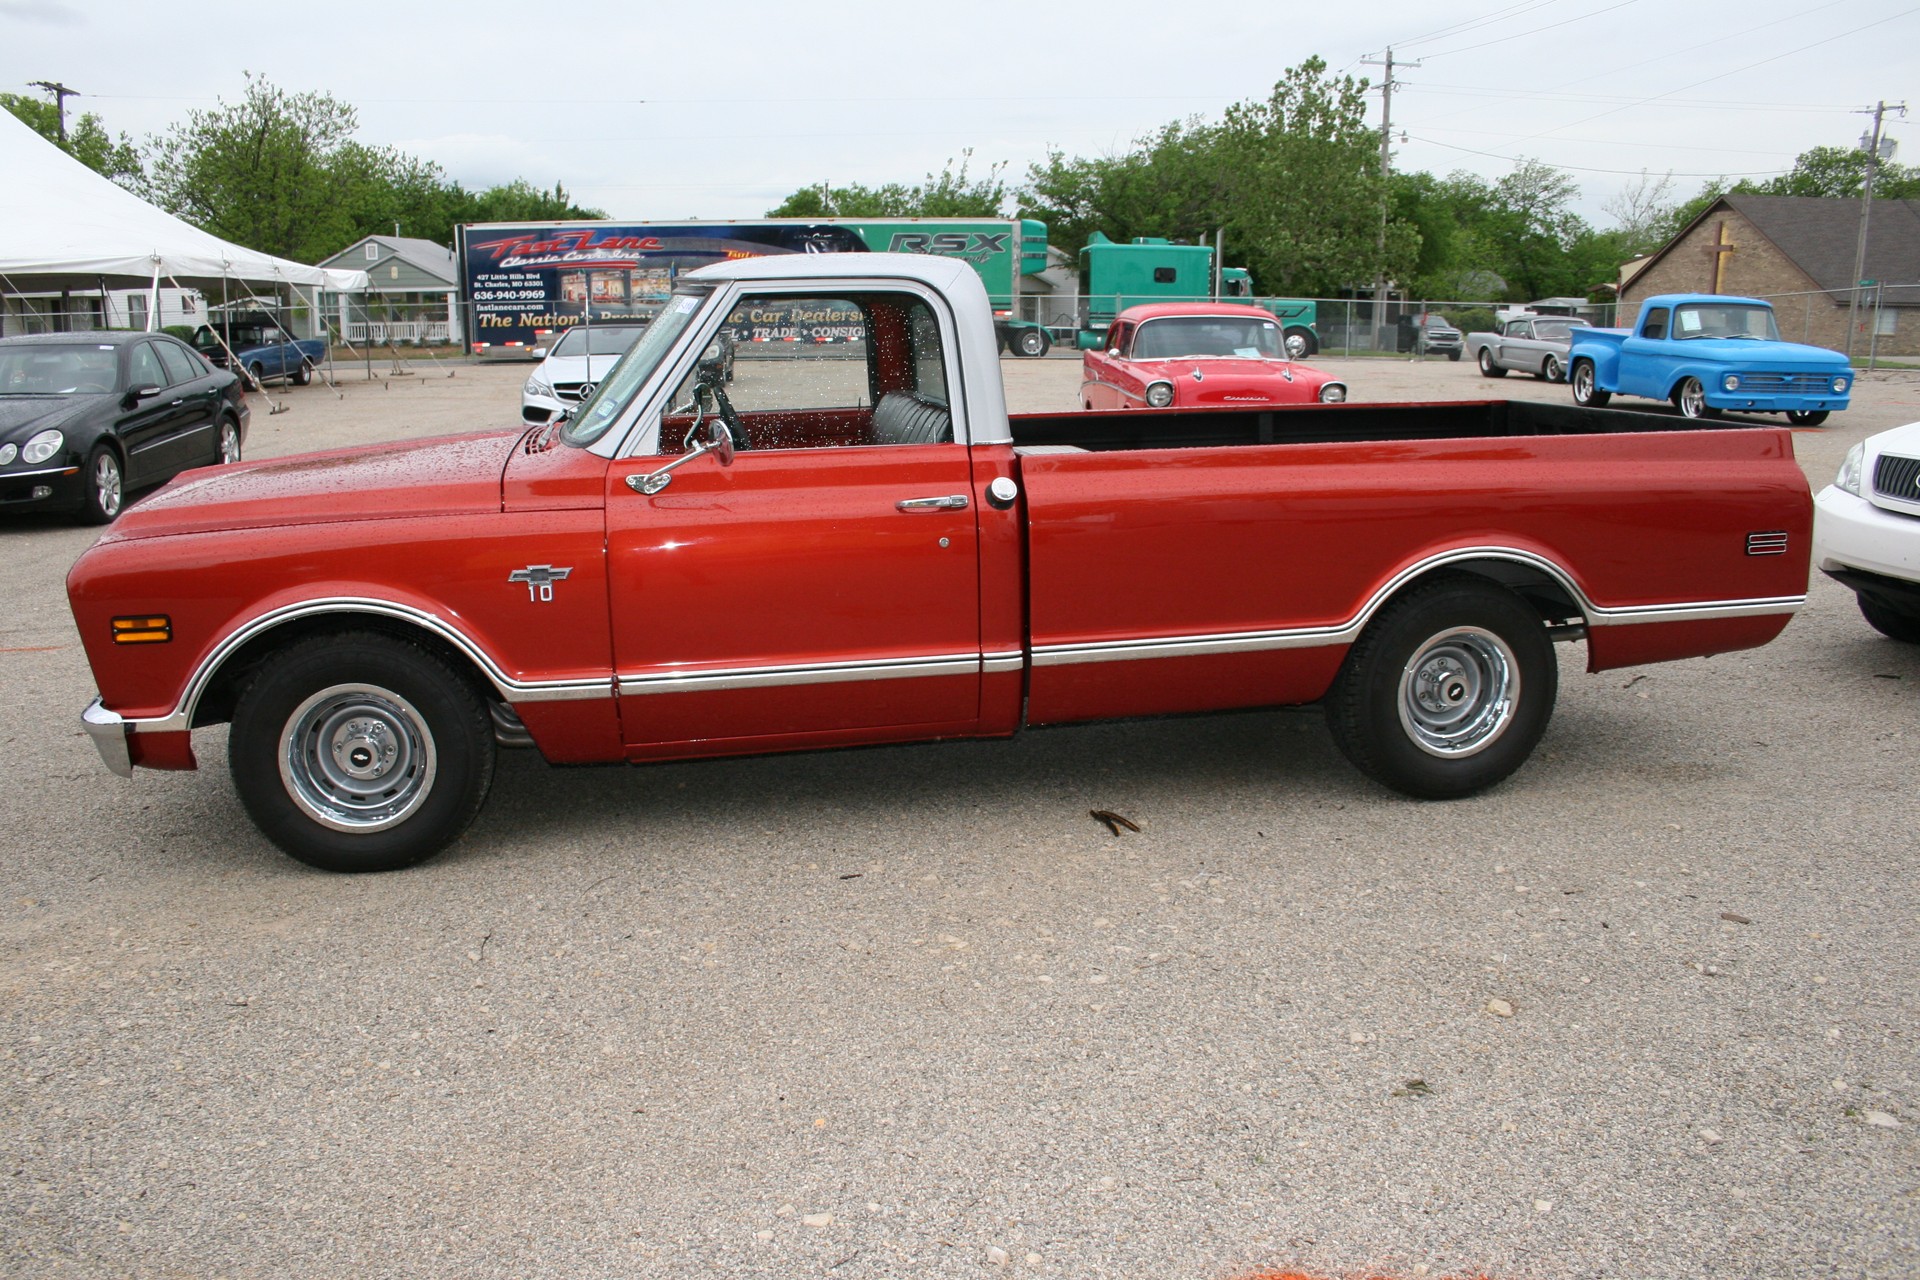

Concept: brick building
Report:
left=1622, top=194, right=1920, bottom=358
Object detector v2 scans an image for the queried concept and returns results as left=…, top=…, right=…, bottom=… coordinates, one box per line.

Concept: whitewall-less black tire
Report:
left=228, top=633, right=495, bottom=872
left=1325, top=576, right=1557, bottom=799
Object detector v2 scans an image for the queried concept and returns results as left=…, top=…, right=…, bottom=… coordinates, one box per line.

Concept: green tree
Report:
left=1018, top=58, right=1409, bottom=296
left=767, top=151, right=1007, bottom=219
left=1741, top=144, right=1920, bottom=200
left=144, top=75, right=373, bottom=261
left=459, top=178, right=605, bottom=225
left=1, top=91, right=142, bottom=187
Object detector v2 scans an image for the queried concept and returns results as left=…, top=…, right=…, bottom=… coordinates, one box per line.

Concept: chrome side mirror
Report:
left=630, top=418, right=734, bottom=496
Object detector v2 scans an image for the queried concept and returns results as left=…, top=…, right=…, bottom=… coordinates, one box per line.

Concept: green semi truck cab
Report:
left=1078, top=235, right=1320, bottom=357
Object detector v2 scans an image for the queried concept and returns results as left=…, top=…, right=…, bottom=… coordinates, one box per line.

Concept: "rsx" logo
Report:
left=888, top=232, right=1011, bottom=256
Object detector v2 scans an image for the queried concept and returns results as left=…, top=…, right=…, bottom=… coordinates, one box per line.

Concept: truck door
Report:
left=605, top=288, right=985, bottom=756
left=1619, top=306, right=1671, bottom=399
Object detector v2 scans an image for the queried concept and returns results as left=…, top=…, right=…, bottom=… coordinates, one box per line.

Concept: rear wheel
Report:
left=1284, top=327, right=1318, bottom=359
left=1570, top=360, right=1609, bottom=407
left=217, top=417, right=242, bottom=464
left=1673, top=376, right=1720, bottom=420
left=247, top=361, right=266, bottom=392
left=77, top=446, right=122, bottom=525
left=1786, top=409, right=1829, bottom=426
left=1540, top=354, right=1563, bottom=382
left=1477, top=348, right=1507, bottom=378
left=228, top=633, right=496, bottom=873
left=1325, top=576, right=1557, bottom=799
left=1859, top=595, right=1920, bottom=644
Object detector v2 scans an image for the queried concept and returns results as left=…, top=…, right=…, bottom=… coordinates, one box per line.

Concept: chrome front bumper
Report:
left=81, top=698, right=133, bottom=778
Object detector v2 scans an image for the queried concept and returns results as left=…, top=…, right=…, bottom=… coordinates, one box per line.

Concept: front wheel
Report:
left=1786, top=409, right=1829, bottom=426
left=77, top=446, right=123, bottom=525
left=1447, top=349, right=1461, bottom=361
left=1570, top=360, right=1610, bottom=407
left=1540, top=354, right=1563, bottom=383
left=292, top=358, right=313, bottom=387
left=228, top=633, right=496, bottom=873
left=1672, top=376, right=1721, bottom=420
left=1859, top=595, right=1920, bottom=644
left=1015, top=328, right=1050, bottom=358
left=1325, top=576, right=1557, bottom=799
left=1477, top=348, right=1507, bottom=378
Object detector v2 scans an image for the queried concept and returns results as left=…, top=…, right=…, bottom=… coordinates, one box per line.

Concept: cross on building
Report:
left=1706, top=221, right=1737, bottom=294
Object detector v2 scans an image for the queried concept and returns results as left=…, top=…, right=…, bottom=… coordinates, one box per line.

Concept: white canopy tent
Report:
left=0, top=107, right=367, bottom=327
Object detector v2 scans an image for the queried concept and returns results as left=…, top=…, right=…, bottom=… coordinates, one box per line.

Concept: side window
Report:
left=661, top=292, right=952, bottom=452
left=1152, top=267, right=1176, bottom=284
left=1641, top=308, right=1669, bottom=341
left=1107, top=322, right=1130, bottom=354
left=154, top=341, right=199, bottom=385
left=127, top=343, right=168, bottom=390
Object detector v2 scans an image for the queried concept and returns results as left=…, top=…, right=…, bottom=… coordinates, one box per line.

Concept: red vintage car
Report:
left=1081, top=303, right=1347, bottom=411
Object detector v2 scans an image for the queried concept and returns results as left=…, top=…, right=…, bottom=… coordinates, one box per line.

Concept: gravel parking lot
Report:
left=3, top=353, right=1916, bottom=1280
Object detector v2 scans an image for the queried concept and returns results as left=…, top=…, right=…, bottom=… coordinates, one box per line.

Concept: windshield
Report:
left=561, top=289, right=709, bottom=447
left=1534, top=320, right=1588, bottom=340
left=0, top=343, right=120, bottom=395
left=1131, top=316, right=1283, bottom=360
left=551, top=325, right=647, bottom=358
left=1673, top=303, right=1779, bottom=341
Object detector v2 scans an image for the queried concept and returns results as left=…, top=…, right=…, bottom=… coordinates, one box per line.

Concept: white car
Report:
left=521, top=324, right=649, bottom=425
left=1813, top=419, right=1920, bottom=643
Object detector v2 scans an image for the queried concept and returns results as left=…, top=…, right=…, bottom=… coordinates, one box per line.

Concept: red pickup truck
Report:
left=68, top=254, right=1812, bottom=873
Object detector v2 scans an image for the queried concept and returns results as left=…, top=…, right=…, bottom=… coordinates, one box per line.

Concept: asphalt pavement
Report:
left=2, top=354, right=1916, bottom=1279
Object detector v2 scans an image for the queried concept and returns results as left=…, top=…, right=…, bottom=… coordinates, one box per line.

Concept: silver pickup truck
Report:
left=1468, top=315, right=1592, bottom=382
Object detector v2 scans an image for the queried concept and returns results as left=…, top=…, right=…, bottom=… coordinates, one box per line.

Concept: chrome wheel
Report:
left=90, top=450, right=120, bottom=521
left=1542, top=354, right=1562, bottom=382
left=1673, top=377, right=1719, bottom=419
left=1286, top=331, right=1310, bottom=360
left=219, top=420, right=242, bottom=464
left=1396, top=626, right=1520, bottom=758
left=278, top=683, right=438, bottom=833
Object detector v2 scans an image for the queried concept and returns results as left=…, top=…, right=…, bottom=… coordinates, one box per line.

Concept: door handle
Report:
left=896, top=494, right=969, bottom=512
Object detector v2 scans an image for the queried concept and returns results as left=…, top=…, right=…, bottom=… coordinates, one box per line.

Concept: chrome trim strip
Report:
left=115, top=597, right=614, bottom=738
left=81, top=697, right=133, bottom=777
left=1029, top=547, right=1804, bottom=667
left=2, top=464, right=81, bottom=480
left=1584, top=595, right=1805, bottom=625
left=618, top=652, right=982, bottom=696
left=982, top=652, right=1024, bottom=674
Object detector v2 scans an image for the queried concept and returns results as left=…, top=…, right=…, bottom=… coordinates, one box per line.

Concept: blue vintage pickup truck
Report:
left=1568, top=294, right=1853, bottom=425
left=191, top=312, right=328, bottom=389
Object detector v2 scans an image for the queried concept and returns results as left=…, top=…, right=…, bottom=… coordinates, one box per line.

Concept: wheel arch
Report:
left=188, top=601, right=511, bottom=730
left=1356, top=550, right=1590, bottom=643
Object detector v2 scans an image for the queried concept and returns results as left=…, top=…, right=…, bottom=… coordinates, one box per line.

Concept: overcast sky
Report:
left=4, top=0, right=1917, bottom=231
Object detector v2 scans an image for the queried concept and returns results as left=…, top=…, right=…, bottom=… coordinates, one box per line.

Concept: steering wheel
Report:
left=704, top=377, right=749, bottom=451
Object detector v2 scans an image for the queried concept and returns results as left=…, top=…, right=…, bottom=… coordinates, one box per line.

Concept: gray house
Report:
left=316, top=235, right=459, bottom=345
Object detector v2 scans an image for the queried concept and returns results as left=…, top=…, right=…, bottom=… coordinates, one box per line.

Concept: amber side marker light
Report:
left=111, top=616, right=172, bottom=644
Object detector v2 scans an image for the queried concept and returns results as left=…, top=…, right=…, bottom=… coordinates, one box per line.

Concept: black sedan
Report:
left=0, top=331, right=249, bottom=524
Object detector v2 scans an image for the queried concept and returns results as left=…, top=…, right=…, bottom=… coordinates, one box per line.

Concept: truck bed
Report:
left=1009, top=398, right=1710, bottom=451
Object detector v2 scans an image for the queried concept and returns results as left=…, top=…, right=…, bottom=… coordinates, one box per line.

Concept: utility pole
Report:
left=1361, top=48, right=1418, bottom=350
left=1847, top=99, right=1907, bottom=360
left=28, top=80, right=78, bottom=142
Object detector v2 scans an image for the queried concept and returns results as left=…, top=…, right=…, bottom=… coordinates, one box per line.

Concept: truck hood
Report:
left=1667, top=337, right=1851, bottom=367
left=100, top=428, right=523, bottom=541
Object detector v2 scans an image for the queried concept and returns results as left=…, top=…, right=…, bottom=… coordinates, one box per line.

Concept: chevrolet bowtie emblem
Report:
left=509, top=564, right=572, bottom=602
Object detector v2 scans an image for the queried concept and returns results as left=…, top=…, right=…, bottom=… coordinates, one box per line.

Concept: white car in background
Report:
left=521, top=324, right=649, bottom=425
left=1813, top=419, right=1920, bottom=643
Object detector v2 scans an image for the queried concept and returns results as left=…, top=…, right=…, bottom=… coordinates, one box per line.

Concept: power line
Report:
left=1407, top=134, right=1792, bottom=177
left=1417, top=0, right=1645, bottom=60
left=1388, top=1, right=1568, bottom=53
